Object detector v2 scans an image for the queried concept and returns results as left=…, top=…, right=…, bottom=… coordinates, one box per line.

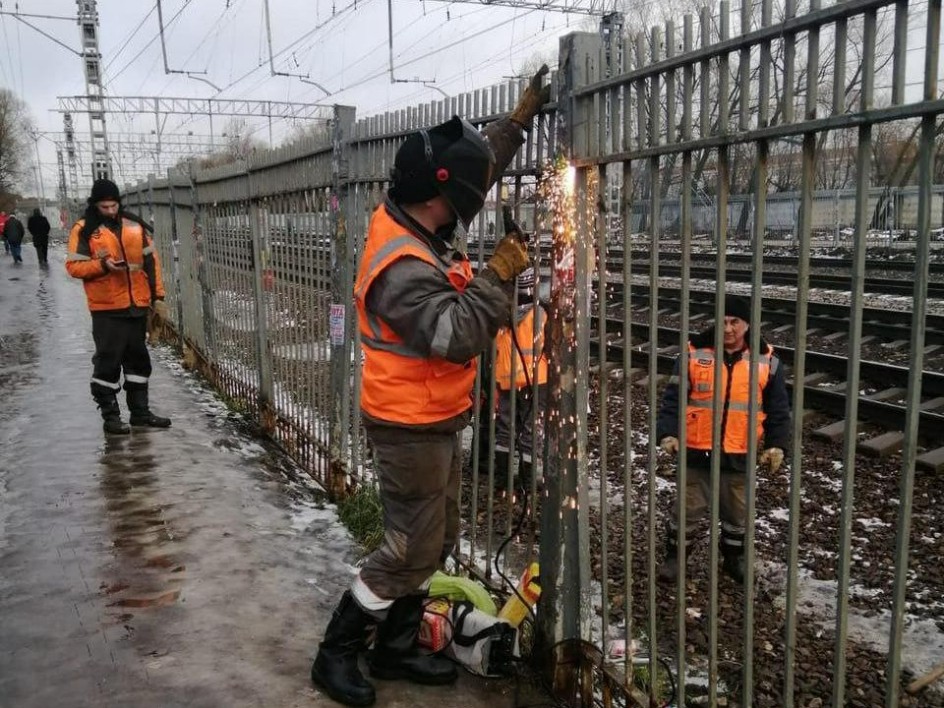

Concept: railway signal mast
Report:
left=75, top=0, right=111, bottom=181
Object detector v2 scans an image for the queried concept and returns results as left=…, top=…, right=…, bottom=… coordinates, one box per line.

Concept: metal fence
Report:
left=120, top=0, right=943, bottom=704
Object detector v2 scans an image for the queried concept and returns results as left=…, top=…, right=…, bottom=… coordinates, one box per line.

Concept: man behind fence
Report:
left=310, top=68, right=550, bottom=706
left=656, top=295, right=791, bottom=584
left=65, top=179, right=171, bottom=435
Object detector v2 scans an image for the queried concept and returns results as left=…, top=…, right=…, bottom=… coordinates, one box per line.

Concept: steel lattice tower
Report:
left=76, top=0, right=111, bottom=181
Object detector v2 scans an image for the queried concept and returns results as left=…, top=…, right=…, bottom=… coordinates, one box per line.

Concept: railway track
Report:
left=591, top=320, right=944, bottom=441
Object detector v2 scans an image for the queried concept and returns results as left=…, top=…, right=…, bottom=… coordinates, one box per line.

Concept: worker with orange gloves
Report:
left=492, top=266, right=549, bottom=491
left=310, top=68, right=550, bottom=707
left=656, top=295, right=791, bottom=584
left=66, top=179, right=171, bottom=435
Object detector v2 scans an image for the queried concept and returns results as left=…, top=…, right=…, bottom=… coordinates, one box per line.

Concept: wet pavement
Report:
left=0, top=245, right=517, bottom=707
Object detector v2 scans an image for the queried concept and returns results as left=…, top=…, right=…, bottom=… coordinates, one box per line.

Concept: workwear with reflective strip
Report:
left=494, top=307, right=548, bottom=391
left=354, top=204, right=476, bottom=424
left=66, top=218, right=165, bottom=312
left=685, top=343, right=776, bottom=453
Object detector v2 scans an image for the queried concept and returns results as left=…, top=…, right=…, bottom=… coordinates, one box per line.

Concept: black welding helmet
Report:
left=389, top=115, right=496, bottom=229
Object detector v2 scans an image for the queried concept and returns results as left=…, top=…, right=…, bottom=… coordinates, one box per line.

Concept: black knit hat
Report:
left=88, top=179, right=121, bottom=205
left=724, top=294, right=752, bottom=323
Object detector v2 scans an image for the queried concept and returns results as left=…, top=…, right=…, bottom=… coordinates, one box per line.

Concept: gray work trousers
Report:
left=357, top=427, right=461, bottom=603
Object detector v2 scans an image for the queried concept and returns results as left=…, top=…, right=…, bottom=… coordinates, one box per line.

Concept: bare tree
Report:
left=0, top=89, right=32, bottom=208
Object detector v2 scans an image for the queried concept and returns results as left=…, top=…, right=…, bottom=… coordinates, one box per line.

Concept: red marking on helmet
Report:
left=436, top=168, right=449, bottom=182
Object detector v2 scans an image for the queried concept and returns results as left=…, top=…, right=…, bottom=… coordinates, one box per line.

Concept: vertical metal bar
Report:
left=887, top=1, right=939, bottom=703
left=636, top=34, right=647, bottom=150
left=646, top=25, right=662, bottom=703
left=665, top=21, right=676, bottom=146
left=329, top=106, right=356, bottom=498
left=783, top=0, right=797, bottom=125
left=674, top=17, right=694, bottom=706
left=597, top=162, right=610, bottom=647
left=708, top=145, right=729, bottom=708
left=742, top=138, right=768, bottom=708
left=739, top=0, right=751, bottom=132
left=806, top=0, right=821, bottom=120
left=248, top=164, right=275, bottom=430
left=833, top=7, right=875, bottom=706
left=700, top=8, right=711, bottom=138
left=891, top=0, right=909, bottom=106
left=621, top=159, right=634, bottom=684
left=718, top=1, right=730, bottom=132
left=833, top=6, right=847, bottom=115
left=759, top=0, right=772, bottom=128
left=781, top=134, right=816, bottom=708
left=538, top=32, right=600, bottom=696
left=469, top=195, right=486, bottom=565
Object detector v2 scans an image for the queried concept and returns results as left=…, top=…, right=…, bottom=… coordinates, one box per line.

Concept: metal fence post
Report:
left=247, top=159, right=276, bottom=432
left=329, top=105, right=357, bottom=498
left=538, top=30, right=599, bottom=702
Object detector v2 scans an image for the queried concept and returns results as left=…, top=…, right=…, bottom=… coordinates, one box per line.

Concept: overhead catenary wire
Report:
left=105, top=0, right=192, bottom=88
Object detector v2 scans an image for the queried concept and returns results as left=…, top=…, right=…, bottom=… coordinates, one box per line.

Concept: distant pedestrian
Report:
left=65, top=179, right=172, bottom=434
left=656, top=295, right=792, bottom=584
left=3, top=213, right=25, bottom=264
left=0, top=211, right=9, bottom=254
left=27, top=208, right=51, bottom=267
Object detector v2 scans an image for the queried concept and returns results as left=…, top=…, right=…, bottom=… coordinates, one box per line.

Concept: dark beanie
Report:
left=88, top=179, right=121, bottom=205
left=724, top=294, right=752, bottom=323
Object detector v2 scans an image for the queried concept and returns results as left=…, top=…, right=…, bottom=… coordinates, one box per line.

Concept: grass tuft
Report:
left=337, top=484, right=385, bottom=554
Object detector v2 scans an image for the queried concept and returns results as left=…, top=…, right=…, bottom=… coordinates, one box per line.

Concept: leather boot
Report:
left=126, top=387, right=172, bottom=428
left=721, top=546, right=745, bottom=584
left=658, top=538, right=679, bottom=582
left=311, top=591, right=377, bottom=707
left=95, top=394, right=130, bottom=435
left=367, top=594, right=457, bottom=685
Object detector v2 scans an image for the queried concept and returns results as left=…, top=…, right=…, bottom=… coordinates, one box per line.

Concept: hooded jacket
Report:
left=65, top=208, right=164, bottom=314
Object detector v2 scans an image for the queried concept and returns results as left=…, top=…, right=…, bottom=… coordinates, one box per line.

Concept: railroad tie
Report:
left=857, top=431, right=905, bottom=459
left=916, top=447, right=944, bottom=473
left=812, top=420, right=862, bottom=444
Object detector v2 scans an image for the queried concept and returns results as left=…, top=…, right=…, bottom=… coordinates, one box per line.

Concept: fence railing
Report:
left=120, top=0, right=944, bottom=705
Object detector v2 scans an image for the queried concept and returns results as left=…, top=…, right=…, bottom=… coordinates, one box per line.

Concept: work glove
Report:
left=486, top=236, right=529, bottom=283
left=660, top=436, right=680, bottom=456
left=152, top=299, right=169, bottom=322
left=509, top=65, right=551, bottom=130
left=760, top=447, right=784, bottom=473
left=502, top=205, right=527, bottom=242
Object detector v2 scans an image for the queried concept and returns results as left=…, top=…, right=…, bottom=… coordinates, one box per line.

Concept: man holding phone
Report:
left=66, top=179, right=171, bottom=434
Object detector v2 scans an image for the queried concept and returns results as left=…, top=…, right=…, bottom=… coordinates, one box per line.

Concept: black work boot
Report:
left=95, top=394, right=130, bottom=435
left=721, top=547, right=745, bottom=584
left=658, top=539, right=680, bottom=582
left=126, top=387, right=172, bottom=428
left=368, top=594, right=457, bottom=685
left=311, top=591, right=377, bottom=707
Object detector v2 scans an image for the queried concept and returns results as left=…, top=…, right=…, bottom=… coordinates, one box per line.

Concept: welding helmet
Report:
left=389, top=115, right=495, bottom=229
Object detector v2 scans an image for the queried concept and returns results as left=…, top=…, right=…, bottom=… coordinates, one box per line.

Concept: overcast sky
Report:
left=0, top=0, right=604, bottom=197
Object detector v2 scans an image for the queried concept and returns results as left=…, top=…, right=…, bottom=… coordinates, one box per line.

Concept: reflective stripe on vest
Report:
left=494, top=307, right=549, bottom=390
left=354, top=204, right=476, bottom=424
left=684, top=343, right=773, bottom=453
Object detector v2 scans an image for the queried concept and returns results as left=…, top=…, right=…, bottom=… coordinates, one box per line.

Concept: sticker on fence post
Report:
left=329, top=304, right=346, bottom=345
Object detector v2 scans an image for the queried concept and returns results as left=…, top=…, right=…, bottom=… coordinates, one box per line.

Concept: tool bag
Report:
left=421, top=599, right=518, bottom=677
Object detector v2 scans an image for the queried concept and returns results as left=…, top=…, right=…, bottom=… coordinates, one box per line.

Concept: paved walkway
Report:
left=0, top=243, right=516, bottom=707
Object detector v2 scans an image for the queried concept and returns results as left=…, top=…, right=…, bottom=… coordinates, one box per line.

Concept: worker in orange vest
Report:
left=656, top=295, right=791, bottom=584
left=311, top=68, right=550, bottom=707
left=493, top=267, right=548, bottom=491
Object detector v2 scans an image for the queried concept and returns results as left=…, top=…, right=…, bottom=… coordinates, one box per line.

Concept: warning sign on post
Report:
left=329, top=304, right=345, bottom=345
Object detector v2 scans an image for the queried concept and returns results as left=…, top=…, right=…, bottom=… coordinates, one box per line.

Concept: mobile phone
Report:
left=112, top=259, right=127, bottom=268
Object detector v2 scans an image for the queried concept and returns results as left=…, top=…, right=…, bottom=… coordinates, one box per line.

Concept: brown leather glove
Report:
left=487, top=236, right=529, bottom=282
left=509, top=65, right=551, bottom=130
left=660, top=436, right=680, bottom=455
left=152, top=299, right=169, bottom=321
left=760, top=447, right=784, bottom=473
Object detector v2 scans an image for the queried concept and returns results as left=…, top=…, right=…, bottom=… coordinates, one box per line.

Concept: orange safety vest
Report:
left=685, top=343, right=776, bottom=453
left=354, top=204, right=476, bottom=424
left=495, top=307, right=548, bottom=391
left=65, top=218, right=165, bottom=311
